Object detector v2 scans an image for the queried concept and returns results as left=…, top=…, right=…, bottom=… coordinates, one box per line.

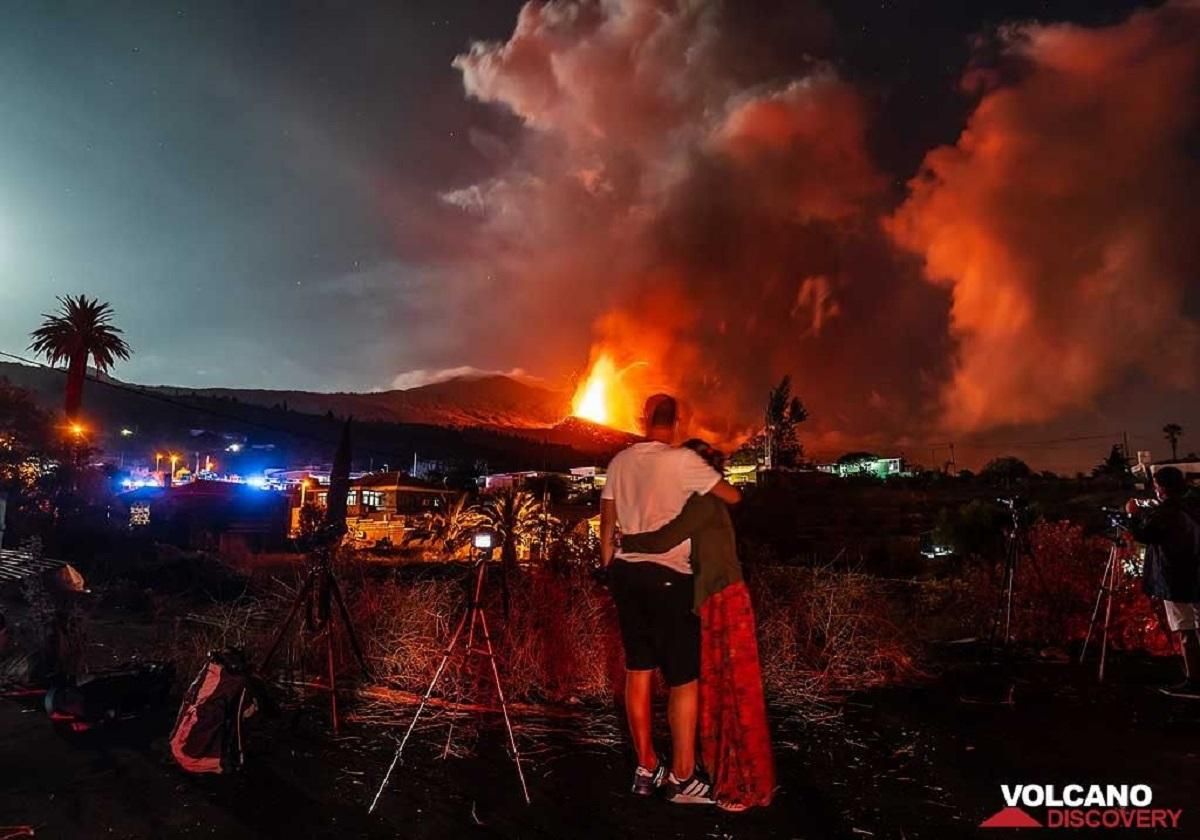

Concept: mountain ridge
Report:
left=0, top=360, right=637, bottom=467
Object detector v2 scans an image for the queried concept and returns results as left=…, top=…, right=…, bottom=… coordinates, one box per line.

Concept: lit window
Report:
left=130, top=504, right=150, bottom=527
left=361, top=490, right=385, bottom=509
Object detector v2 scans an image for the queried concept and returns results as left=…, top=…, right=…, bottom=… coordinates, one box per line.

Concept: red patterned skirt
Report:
left=699, top=581, right=776, bottom=809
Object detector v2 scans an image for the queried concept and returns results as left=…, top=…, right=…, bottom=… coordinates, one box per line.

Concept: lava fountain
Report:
left=570, top=352, right=647, bottom=434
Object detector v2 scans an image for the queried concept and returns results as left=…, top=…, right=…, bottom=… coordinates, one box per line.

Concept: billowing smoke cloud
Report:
left=889, top=1, right=1200, bottom=432
left=441, top=0, right=1199, bottom=452
left=447, top=0, right=949, bottom=445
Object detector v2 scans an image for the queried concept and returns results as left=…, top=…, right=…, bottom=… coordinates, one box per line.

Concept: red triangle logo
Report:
left=980, top=807, right=1043, bottom=828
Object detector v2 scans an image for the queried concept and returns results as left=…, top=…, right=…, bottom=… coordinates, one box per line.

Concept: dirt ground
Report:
left=3, top=642, right=1200, bottom=839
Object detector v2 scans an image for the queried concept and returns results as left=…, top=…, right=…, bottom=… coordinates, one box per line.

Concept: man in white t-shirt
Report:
left=600, top=394, right=742, bottom=804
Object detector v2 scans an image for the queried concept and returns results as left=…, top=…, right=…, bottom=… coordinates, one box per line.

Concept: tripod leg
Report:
left=444, top=568, right=483, bottom=759
left=328, top=570, right=373, bottom=680
left=368, top=601, right=473, bottom=814
left=327, top=624, right=339, bottom=735
left=476, top=604, right=531, bottom=805
left=260, top=570, right=316, bottom=671
left=1080, top=551, right=1113, bottom=664
left=1004, top=544, right=1018, bottom=646
left=1099, top=549, right=1118, bottom=682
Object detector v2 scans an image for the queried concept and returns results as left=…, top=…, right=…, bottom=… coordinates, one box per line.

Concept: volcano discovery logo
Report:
left=980, top=784, right=1183, bottom=830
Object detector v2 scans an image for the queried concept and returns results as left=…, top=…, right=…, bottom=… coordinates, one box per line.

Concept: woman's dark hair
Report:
left=683, top=438, right=725, bottom=471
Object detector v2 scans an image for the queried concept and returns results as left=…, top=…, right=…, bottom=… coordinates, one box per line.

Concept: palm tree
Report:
left=763, top=375, right=808, bottom=469
left=1163, top=423, right=1184, bottom=462
left=470, top=489, right=556, bottom=615
left=29, top=295, right=131, bottom=421
left=427, top=493, right=477, bottom=557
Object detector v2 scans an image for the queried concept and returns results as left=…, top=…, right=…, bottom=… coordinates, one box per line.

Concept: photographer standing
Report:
left=1126, top=467, right=1200, bottom=698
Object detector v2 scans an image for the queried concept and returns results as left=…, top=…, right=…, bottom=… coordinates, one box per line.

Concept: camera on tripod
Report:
left=1101, top=506, right=1132, bottom=531
left=996, top=496, right=1032, bottom=529
left=1101, top=498, right=1157, bottom=533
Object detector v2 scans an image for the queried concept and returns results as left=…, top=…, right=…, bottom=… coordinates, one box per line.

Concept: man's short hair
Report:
left=1154, top=466, right=1187, bottom=497
left=643, top=394, right=678, bottom=430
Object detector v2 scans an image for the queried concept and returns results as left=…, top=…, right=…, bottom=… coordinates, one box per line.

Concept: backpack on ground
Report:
left=169, top=648, right=259, bottom=774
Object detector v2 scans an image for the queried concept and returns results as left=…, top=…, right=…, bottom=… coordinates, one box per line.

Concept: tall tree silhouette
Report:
left=28, top=295, right=131, bottom=421
left=764, top=375, right=809, bottom=469
left=1093, top=444, right=1131, bottom=480
left=1163, top=423, right=1183, bottom=462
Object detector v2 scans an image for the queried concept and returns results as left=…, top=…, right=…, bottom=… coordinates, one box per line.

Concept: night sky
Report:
left=2, top=0, right=1196, bottom=470
left=2, top=0, right=526, bottom=389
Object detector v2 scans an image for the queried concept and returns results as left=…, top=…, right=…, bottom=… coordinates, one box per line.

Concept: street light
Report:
left=120, top=428, right=134, bottom=437
left=155, top=453, right=163, bottom=473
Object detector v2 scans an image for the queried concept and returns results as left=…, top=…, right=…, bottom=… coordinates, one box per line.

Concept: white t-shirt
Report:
left=602, top=441, right=722, bottom=575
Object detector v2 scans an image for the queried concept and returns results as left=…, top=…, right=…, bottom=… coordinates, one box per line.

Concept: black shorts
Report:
left=609, top=559, right=699, bottom=687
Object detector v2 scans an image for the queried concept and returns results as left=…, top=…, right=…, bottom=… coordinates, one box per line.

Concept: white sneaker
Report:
left=661, top=769, right=715, bottom=805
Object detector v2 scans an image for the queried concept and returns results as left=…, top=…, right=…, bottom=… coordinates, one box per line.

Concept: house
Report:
left=724, top=462, right=759, bottom=486
left=480, top=470, right=567, bottom=493
left=296, top=471, right=458, bottom=547
left=818, top=456, right=907, bottom=480
left=117, top=480, right=291, bottom=553
left=1131, top=451, right=1200, bottom=484
left=481, top=468, right=607, bottom=503
left=568, top=466, right=607, bottom=493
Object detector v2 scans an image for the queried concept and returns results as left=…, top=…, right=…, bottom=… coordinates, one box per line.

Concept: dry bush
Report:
left=163, top=593, right=274, bottom=687
left=354, top=576, right=467, bottom=697
left=497, top=571, right=623, bottom=703
left=750, top=567, right=923, bottom=704
left=963, top=520, right=1172, bottom=654
left=349, top=569, right=622, bottom=706
left=345, top=565, right=919, bottom=711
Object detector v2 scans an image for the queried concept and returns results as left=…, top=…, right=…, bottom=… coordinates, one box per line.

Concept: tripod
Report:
left=259, top=546, right=371, bottom=734
left=991, top=503, right=1033, bottom=648
left=1079, top=540, right=1126, bottom=682
left=368, top=551, right=530, bottom=813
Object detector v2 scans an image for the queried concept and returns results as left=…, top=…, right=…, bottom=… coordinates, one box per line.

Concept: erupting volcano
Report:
left=570, top=352, right=646, bottom=434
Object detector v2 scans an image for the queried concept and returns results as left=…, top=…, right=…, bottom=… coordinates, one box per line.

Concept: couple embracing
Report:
left=599, top=394, right=775, bottom=811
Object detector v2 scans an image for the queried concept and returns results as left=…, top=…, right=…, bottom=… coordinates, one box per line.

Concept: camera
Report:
left=1100, top=506, right=1131, bottom=531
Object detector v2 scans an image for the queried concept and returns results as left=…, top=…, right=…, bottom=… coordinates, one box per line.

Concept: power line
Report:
left=920, top=433, right=1121, bottom=451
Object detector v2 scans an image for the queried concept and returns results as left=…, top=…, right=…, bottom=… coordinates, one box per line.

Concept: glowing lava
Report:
left=571, top=352, right=645, bottom=433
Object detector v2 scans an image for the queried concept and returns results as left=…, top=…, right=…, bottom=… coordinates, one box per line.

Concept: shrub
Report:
left=347, top=565, right=921, bottom=708
left=964, top=520, right=1171, bottom=654
left=751, top=567, right=922, bottom=703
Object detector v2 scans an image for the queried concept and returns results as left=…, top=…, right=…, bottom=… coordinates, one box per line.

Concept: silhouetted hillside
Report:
left=0, top=361, right=632, bottom=472
left=148, top=374, right=570, bottom=428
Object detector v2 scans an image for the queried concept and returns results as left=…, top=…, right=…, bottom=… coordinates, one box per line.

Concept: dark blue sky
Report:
left=2, top=0, right=525, bottom=390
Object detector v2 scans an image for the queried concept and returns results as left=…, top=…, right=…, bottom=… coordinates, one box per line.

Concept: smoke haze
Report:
left=437, top=0, right=1199, bottom=457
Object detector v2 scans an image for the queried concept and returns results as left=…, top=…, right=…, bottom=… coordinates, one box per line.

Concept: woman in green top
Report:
left=620, top=440, right=775, bottom=811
